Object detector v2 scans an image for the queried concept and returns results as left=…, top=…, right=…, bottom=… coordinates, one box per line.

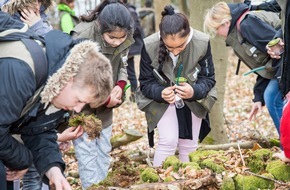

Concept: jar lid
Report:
left=267, top=38, right=280, bottom=47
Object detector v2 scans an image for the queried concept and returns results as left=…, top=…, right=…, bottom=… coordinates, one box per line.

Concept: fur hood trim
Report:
left=2, top=0, right=54, bottom=14
left=40, top=40, right=100, bottom=108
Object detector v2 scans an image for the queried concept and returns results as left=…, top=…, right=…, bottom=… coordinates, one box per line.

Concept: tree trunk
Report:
left=153, top=0, right=171, bottom=32
left=188, top=0, right=232, bottom=144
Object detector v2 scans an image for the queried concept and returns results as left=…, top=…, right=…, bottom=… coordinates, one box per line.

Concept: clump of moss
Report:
left=201, top=158, right=226, bottom=173
left=162, top=156, right=181, bottom=172
left=140, top=168, right=159, bottom=183
left=69, top=113, right=102, bottom=140
left=269, top=138, right=280, bottom=147
left=164, top=176, right=175, bottom=182
left=181, top=162, right=201, bottom=170
left=234, top=174, right=275, bottom=190
left=201, top=136, right=215, bottom=145
left=189, top=150, right=221, bottom=164
left=266, top=160, right=290, bottom=181
left=245, top=148, right=272, bottom=173
left=96, top=155, right=139, bottom=188
left=221, top=175, right=235, bottom=190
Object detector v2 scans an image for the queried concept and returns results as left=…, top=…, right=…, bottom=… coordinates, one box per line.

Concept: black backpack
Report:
left=0, top=25, right=48, bottom=119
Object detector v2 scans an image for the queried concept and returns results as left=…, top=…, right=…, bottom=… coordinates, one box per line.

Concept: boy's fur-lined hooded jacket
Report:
left=0, top=12, right=97, bottom=182
left=1, top=0, right=53, bottom=36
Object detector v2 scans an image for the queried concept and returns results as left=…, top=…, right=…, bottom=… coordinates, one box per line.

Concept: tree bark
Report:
left=188, top=0, right=232, bottom=144
left=111, top=129, right=143, bottom=149
left=153, top=0, right=171, bottom=32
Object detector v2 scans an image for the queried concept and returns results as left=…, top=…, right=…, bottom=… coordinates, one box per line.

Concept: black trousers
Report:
left=127, top=56, right=137, bottom=92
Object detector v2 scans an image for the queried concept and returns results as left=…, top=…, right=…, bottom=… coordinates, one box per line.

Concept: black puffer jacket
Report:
left=0, top=12, right=75, bottom=181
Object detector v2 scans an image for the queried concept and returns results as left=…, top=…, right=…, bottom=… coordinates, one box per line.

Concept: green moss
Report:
left=201, top=158, right=226, bottom=173
left=201, top=136, right=215, bottom=145
left=140, top=168, right=159, bottom=183
left=181, top=162, right=201, bottom=170
left=162, top=156, right=181, bottom=172
left=164, top=176, right=174, bottom=182
left=266, top=160, right=290, bottom=181
left=245, top=149, right=272, bottom=173
left=221, top=175, right=235, bottom=190
left=234, top=174, right=275, bottom=190
left=269, top=138, right=280, bottom=147
left=189, top=150, right=220, bottom=163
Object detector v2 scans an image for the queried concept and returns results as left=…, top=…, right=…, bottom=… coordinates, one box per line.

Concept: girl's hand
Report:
left=57, top=126, right=84, bottom=142
left=249, top=102, right=262, bottom=121
left=106, top=86, right=123, bottom=107
left=20, top=6, right=41, bottom=27
left=175, top=82, right=194, bottom=99
left=266, top=38, right=284, bottom=59
left=161, top=86, right=176, bottom=104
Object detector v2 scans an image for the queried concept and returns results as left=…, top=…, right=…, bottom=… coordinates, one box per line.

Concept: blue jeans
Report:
left=0, top=161, right=7, bottom=190
left=22, top=164, right=49, bottom=190
left=264, top=78, right=284, bottom=136
left=73, top=125, right=112, bottom=189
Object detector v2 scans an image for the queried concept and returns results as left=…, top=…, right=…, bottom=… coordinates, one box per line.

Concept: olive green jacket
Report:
left=72, top=20, right=134, bottom=128
left=136, top=29, right=216, bottom=132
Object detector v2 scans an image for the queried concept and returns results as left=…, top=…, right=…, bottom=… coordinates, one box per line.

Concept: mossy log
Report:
left=111, top=129, right=143, bottom=149
left=129, top=173, right=217, bottom=189
left=198, top=140, right=279, bottom=151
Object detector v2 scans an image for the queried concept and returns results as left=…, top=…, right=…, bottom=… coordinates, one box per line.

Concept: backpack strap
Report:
left=235, top=9, right=249, bottom=75
left=19, top=39, right=48, bottom=119
left=21, top=39, right=48, bottom=89
left=236, top=9, right=250, bottom=33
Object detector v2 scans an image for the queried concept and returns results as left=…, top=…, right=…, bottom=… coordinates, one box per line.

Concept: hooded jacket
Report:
left=0, top=12, right=97, bottom=182
left=58, top=3, right=79, bottom=34
left=226, top=3, right=281, bottom=104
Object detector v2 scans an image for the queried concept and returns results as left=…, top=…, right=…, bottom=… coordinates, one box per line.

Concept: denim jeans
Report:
left=22, top=164, right=49, bottom=190
left=0, top=161, right=7, bottom=190
left=73, top=125, right=112, bottom=189
left=264, top=78, right=284, bottom=136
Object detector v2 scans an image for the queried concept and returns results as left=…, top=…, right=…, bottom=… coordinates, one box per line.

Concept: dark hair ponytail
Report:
left=79, top=0, right=133, bottom=34
left=158, top=5, right=190, bottom=66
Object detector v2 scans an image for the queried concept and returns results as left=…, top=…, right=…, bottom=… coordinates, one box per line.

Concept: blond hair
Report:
left=41, top=40, right=113, bottom=108
left=2, top=0, right=54, bottom=15
left=203, top=1, right=232, bottom=38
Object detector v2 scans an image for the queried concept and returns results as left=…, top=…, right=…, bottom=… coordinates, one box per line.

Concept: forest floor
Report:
left=63, top=50, right=284, bottom=189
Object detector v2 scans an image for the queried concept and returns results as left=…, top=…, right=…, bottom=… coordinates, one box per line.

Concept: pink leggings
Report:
left=153, top=104, right=201, bottom=167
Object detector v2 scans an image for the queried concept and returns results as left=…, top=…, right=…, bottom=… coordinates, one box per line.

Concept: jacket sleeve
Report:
left=240, top=14, right=278, bottom=53
left=190, top=42, right=216, bottom=100
left=281, top=102, right=290, bottom=158
left=139, top=45, right=168, bottom=103
left=21, top=130, right=65, bottom=182
left=252, top=75, right=270, bottom=105
left=0, top=59, right=35, bottom=170
left=29, top=16, right=53, bottom=37
left=60, top=13, right=75, bottom=34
